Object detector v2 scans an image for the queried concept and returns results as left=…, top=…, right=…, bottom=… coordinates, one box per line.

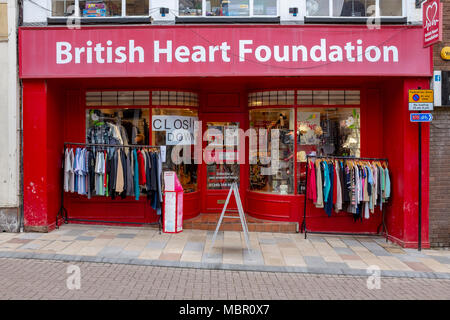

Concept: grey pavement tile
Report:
left=243, top=249, right=264, bottom=265
left=333, top=247, right=356, bottom=255
left=403, top=249, right=428, bottom=257
left=274, top=237, right=292, bottom=243
left=116, top=233, right=137, bottom=239
left=75, top=236, right=96, bottom=241
left=17, top=233, right=43, bottom=240
left=430, top=256, right=450, bottom=265
left=308, top=236, right=327, bottom=243
left=395, top=254, right=421, bottom=262
left=258, top=238, right=276, bottom=245
left=326, top=262, right=350, bottom=270
left=145, top=241, right=167, bottom=250
left=202, top=253, right=222, bottom=264
left=63, top=230, right=88, bottom=236
left=304, top=256, right=328, bottom=268
left=118, top=250, right=141, bottom=259
left=97, top=246, right=124, bottom=257
left=206, top=231, right=224, bottom=240
left=184, top=241, right=204, bottom=252
left=19, top=242, right=46, bottom=250
left=342, top=239, right=364, bottom=247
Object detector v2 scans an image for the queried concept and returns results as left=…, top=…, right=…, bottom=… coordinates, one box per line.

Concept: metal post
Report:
left=302, top=156, right=309, bottom=239
left=418, top=120, right=422, bottom=251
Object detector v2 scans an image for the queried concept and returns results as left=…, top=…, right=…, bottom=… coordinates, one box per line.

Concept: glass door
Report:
left=202, top=114, right=246, bottom=213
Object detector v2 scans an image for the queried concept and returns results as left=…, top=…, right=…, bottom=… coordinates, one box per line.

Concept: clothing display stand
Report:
left=56, top=142, right=162, bottom=233
left=210, top=182, right=252, bottom=253
left=301, top=155, right=389, bottom=241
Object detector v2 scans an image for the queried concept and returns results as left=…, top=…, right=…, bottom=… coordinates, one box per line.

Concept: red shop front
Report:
left=19, top=25, right=432, bottom=248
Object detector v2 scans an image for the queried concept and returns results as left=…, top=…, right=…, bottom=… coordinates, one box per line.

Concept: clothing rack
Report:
left=301, top=155, right=389, bottom=241
left=56, top=142, right=162, bottom=233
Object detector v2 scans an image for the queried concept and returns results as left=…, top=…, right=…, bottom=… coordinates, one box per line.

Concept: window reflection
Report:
left=206, top=0, right=250, bottom=16
left=79, top=0, right=122, bottom=17
left=179, top=0, right=203, bottom=16
left=86, top=108, right=150, bottom=146
left=52, top=0, right=75, bottom=16
left=296, top=108, right=361, bottom=194
left=152, top=108, right=199, bottom=193
left=249, top=109, right=295, bottom=195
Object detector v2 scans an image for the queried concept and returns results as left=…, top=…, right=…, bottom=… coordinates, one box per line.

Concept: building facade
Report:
left=0, top=0, right=20, bottom=232
left=18, top=0, right=434, bottom=249
left=430, top=0, right=450, bottom=248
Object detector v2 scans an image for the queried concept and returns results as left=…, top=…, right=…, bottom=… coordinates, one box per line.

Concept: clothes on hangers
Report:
left=64, top=146, right=163, bottom=211
left=306, top=157, right=391, bottom=221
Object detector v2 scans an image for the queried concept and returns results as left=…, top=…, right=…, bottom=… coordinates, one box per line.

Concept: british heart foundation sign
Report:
left=423, top=0, right=443, bottom=47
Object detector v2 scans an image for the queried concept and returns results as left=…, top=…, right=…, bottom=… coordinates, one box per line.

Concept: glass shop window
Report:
left=206, top=0, right=250, bottom=16
left=379, top=0, right=402, bottom=16
left=86, top=108, right=150, bottom=146
left=205, top=121, right=241, bottom=190
left=179, top=0, right=203, bottom=16
left=152, top=108, right=199, bottom=193
left=126, top=0, right=149, bottom=16
left=296, top=107, right=360, bottom=194
left=52, top=0, right=76, bottom=16
left=249, top=109, right=295, bottom=195
left=333, top=0, right=375, bottom=17
left=253, top=0, right=277, bottom=16
left=306, top=0, right=330, bottom=16
left=79, top=0, right=122, bottom=17
left=307, top=0, right=403, bottom=18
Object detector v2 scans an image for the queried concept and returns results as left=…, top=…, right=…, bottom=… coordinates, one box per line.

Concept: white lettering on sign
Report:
left=56, top=39, right=399, bottom=65
left=56, top=40, right=144, bottom=64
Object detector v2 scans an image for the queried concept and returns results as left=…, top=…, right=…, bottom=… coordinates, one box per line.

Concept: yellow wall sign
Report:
left=441, top=47, right=450, bottom=60
left=409, top=90, right=434, bottom=103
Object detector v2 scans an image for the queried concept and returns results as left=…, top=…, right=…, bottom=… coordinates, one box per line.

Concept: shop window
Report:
left=333, top=0, right=375, bottom=17
left=249, top=109, right=295, bottom=195
left=248, top=90, right=295, bottom=107
left=126, top=0, right=149, bottom=16
left=179, top=0, right=203, bottom=16
left=253, top=0, right=277, bottom=15
left=306, top=0, right=403, bottom=17
left=52, top=0, right=76, bottom=16
left=297, top=90, right=360, bottom=105
left=379, top=0, right=402, bottom=16
left=86, top=91, right=150, bottom=106
left=296, top=107, right=360, bottom=194
left=206, top=0, right=250, bottom=16
left=86, top=108, right=150, bottom=146
left=152, top=91, right=199, bottom=107
left=152, top=108, right=199, bottom=193
left=206, top=122, right=241, bottom=190
left=79, top=0, right=122, bottom=17
left=306, top=0, right=330, bottom=16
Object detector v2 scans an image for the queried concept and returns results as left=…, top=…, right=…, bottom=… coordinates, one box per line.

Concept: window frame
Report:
left=177, top=0, right=279, bottom=18
left=305, top=0, right=405, bottom=18
left=52, top=0, right=151, bottom=18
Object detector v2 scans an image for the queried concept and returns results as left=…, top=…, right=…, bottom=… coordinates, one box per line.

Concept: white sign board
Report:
left=152, top=116, right=198, bottom=145
left=408, top=103, right=434, bottom=111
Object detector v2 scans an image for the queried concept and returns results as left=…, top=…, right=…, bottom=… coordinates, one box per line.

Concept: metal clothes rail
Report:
left=301, top=155, right=389, bottom=241
left=56, top=142, right=162, bottom=233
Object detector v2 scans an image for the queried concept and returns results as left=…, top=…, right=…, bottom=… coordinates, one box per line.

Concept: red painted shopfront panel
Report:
left=19, top=26, right=431, bottom=79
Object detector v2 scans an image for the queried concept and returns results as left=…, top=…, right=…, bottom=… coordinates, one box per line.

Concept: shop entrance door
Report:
left=201, top=113, right=246, bottom=213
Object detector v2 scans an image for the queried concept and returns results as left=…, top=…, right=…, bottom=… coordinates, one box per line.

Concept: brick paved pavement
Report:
left=0, top=258, right=449, bottom=300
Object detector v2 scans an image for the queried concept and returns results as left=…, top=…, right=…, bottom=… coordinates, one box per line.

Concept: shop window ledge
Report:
left=175, top=17, right=280, bottom=24
left=304, top=17, right=407, bottom=24
left=47, top=17, right=152, bottom=25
